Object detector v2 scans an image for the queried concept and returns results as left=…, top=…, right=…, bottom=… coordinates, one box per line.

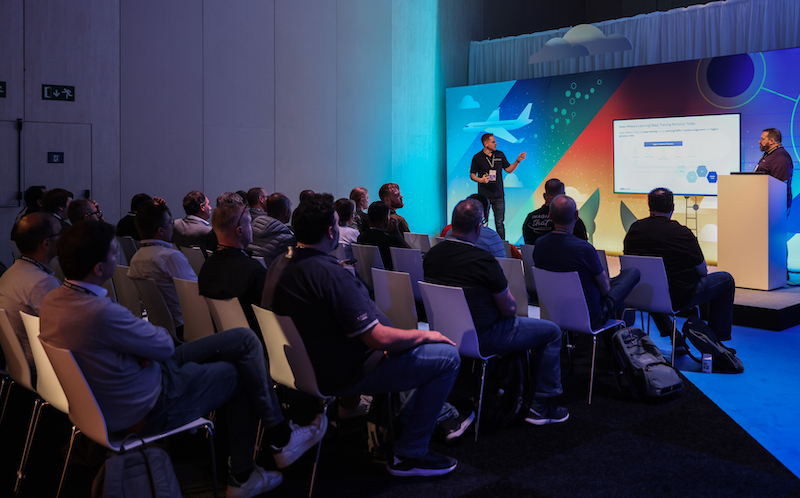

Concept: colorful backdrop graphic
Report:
left=446, top=47, right=800, bottom=267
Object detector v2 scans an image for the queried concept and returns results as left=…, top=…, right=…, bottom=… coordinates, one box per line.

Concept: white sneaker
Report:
left=226, top=465, right=283, bottom=498
left=271, top=413, right=328, bottom=469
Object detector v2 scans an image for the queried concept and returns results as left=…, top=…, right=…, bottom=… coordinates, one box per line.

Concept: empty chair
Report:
left=205, top=297, right=249, bottom=331
left=372, top=268, right=418, bottom=330
left=180, top=246, right=207, bottom=275
left=130, top=278, right=179, bottom=343
left=403, top=232, right=432, bottom=253
left=252, top=305, right=331, bottom=497
left=351, top=243, right=383, bottom=288
left=532, top=267, right=625, bottom=404
left=117, top=236, right=138, bottom=265
left=496, top=257, right=528, bottom=316
left=41, top=341, right=217, bottom=498
left=418, top=282, right=495, bottom=441
left=112, top=265, right=142, bottom=318
left=519, top=244, right=536, bottom=297
left=389, top=246, right=424, bottom=301
left=173, top=278, right=215, bottom=341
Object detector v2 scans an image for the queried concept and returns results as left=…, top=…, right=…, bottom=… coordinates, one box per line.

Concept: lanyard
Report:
left=63, top=281, right=98, bottom=296
left=19, top=255, right=54, bottom=275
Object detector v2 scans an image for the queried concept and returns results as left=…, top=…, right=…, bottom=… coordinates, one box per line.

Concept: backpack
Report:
left=92, top=435, right=182, bottom=498
left=612, top=327, right=683, bottom=400
left=482, top=352, right=530, bottom=426
left=681, top=316, right=744, bottom=373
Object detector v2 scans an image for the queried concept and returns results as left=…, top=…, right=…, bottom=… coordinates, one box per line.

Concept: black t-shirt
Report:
left=356, top=228, right=408, bottom=270
left=266, top=247, right=382, bottom=394
left=471, top=150, right=510, bottom=199
left=623, top=216, right=705, bottom=310
left=522, top=204, right=589, bottom=244
left=423, top=239, right=508, bottom=335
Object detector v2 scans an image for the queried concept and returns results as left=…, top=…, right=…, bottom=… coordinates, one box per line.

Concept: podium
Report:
left=717, top=174, right=787, bottom=290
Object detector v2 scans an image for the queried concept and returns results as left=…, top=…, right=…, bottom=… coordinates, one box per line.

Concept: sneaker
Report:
left=338, top=395, right=373, bottom=420
left=386, top=451, right=457, bottom=477
left=438, top=410, right=475, bottom=442
left=524, top=405, right=569, bottom=426
left=271, top=413, right=328, bottom=469
left=226, top=465, right=283, bottom=498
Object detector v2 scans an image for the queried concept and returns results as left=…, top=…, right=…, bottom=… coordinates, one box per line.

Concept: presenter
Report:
left=756, top=128, right=793, bottom=210
left=469, top=133, right=525, bottom=240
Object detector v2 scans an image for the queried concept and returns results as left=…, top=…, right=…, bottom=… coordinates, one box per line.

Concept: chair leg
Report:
left=308, top=402, right=328, bottom=497
left=56, top=426, right=80, bottom=498
left=205, top=424, right=218, bottom=498
left=670, top=317, right=677, bottom=367
left=15, top=398, right=48, bottom=493
left=474, top=360, right=488, bottom=442
left=253, top=419, right=265, bottom=460
left=588, top=336, right=598, bottom=405
left=0, top=377, right=12, bottom=428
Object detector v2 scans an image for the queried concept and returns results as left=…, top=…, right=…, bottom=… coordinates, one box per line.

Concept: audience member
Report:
left=465, top=193, right=505, bottom=258
left=424, top=198, right=568, bottom=425
left=67, top=198, right=104, bottom=225
left=522, top=178, right=588, bottom=245
left=43, top=188, right=74, bottom=231
left=534, top=195, right=640, bottom=329
left=349, top=187, right=370, bottom=233
left=624, top=187, right=736, bottom=342
left=299, top=190, right=315, bottom=204
left=128, top=201, right=196, bottom=335
left=0, top=213, right=62, bottom=367
left=267, top=193, right=292, bottom=226
left=356, top=201, right=409, bottom=270
left=335, top=198, right=360, bottom=260
left=249, top=192, right=295, bottom=267
left=264, top=193, right=460, bottom=477
left=116, top=193, right=153, bottom=240
left=204, top=192, right=246, bottom=252
left=39, top=221, right=326, bottom=497
left=11, top=185, right=46, bottom=240
left=173, top=190, right=212, bottom=249
left=199, top=202, right=267, bottom=333
left=379, top=183, right=409, bottom=235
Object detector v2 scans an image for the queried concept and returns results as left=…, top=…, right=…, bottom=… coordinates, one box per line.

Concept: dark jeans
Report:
left=651, top=271, right=735, bottom=341
left=592, top=267, right=641, bottom=329
left=489, top=196, right=505, bottom=240
left=141, top=328, right=283, bottom=474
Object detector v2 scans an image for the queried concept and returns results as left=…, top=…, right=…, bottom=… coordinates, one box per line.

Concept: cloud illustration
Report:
left=504, top=173, right=523, bottom=188
left=458, top=95, right=480, bottom=109
left=529, top=24, right=632, bottom=63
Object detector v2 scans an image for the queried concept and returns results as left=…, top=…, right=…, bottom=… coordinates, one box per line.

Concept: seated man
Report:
left=39, top=221, right=326, bottom=497
left=379, top=183, right=410, bottom=235
left=128, top=201, right=197, bottom=336
left=248, top=191, right=295, bottom=267
left=43, top=188, right=74, bottom=232
left=624, top=187, right=735, bottom=341
left=523, top=178, right=588, bottom=245
left=424, top=198, right=568, bottom=425
left=264, top=194, right=460, bottom=477
left=173, top=190, right=213, bottom=250
left=534, top=195, right=640, bottom=329
left=0, top=212, right=62, bottom=368
left=67, top=198, right=104, bottom=224
left=356, top=201, right=410, bottom=271
left=11, top=185, right=46, bottom=241
left=465, top=193, right=505, bottom=258
left=116, top=193, right=153, bottom=240
left=199, top=202, right=267, bottom=333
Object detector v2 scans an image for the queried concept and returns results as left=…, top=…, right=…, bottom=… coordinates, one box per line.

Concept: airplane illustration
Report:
left=463, top=103, right=533, bottom=143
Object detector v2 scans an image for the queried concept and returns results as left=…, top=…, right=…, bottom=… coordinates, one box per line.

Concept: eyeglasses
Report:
left=87, top=210, right=102, bottom=218
left=236, top=206, right=247, bottom=229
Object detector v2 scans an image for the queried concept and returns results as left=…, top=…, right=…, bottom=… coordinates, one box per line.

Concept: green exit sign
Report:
left=42, top=84, right=74, bottom=101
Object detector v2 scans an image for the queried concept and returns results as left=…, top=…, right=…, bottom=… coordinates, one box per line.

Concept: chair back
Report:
left=251, top=305, right=327, bottom=398
left=112, top=266, right=142, bottom=318
left=330, top=243, right=347, bottom=261
left=503, top=240, right=512, bottom=258
left=180, top=246, right=207, bottom=275
left=117, top=236, right=138, bottom=265
left=20, top=312, right=68, bottom=413
left=0, top=308, right=34, bottom=391
left=532, top=267, right=594, bottom=334
left=403, top=232, right=431, bottom=253
left=173, top=278, right=215, bottom=341
left=596, top=249, right=610, bottom=277
left=40, top=341, right=114, bottom=449
left=372, top=269, right=418, bottom=330
left=496, top=257, right=528, bottom=316
left=519, top=244, right=536, bottom=294
left=351, top=244, right=383, bottom=287
left=102, top=277, right=117, bottom=302
left=434, top=236, right=445, bottom=245
left=52, top=257, right=66, bottom=281
left=130, top=278, right=178, bottom=342
left=10, top=240, right=20, bottom=259
left=418, top=282, right=490, bottom=360
left=205, top=297, right=249, bottom=331
left=253, top=256, right=267, bottom=268
left=618, top=255, right=676, bottom=314
left=389, top=247, right=424, bottom=301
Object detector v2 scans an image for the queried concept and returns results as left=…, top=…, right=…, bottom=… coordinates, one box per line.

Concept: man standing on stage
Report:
left=470, top=133, right=525, bottom=240
left=756, top=128, right=793, bottom=209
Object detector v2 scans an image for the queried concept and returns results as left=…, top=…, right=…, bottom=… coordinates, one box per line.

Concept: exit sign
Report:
left=48, top=152, right=65, bottom=163
left=42, top=84, right=74, bottom=101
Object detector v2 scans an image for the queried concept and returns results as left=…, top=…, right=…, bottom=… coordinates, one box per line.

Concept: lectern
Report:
left=717, top=174, right=787, bottom=290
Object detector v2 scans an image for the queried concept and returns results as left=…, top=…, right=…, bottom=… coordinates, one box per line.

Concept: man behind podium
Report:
left=624, top=188, right=735, bottom=342
left=756, top=128, right=793, bottom=209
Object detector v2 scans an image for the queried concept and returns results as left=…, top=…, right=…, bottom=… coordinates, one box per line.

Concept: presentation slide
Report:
left=613, top=114, right=741, bottom=196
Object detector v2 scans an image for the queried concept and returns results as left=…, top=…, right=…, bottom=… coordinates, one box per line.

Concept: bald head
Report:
left=15, top=212, right=61, bottom=263
left=549, top=194, right=578, bottom=226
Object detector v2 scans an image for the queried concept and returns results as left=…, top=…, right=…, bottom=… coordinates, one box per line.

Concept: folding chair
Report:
left=173, top=278, right=215, bottom=341
left=351, top=244, right=383, bottom=288
left=402, top=232, right=432, bottom=253
left=372, top=268, right=418, bottom=330
left=496, top=257, right=529, bottom=316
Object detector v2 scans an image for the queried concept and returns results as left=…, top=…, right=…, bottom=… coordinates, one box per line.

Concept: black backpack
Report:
left=612, top=327, right=683, bottom=400
left=482, top=352, right=530, bottom=427
left=681, top=316, right=744, bottom=373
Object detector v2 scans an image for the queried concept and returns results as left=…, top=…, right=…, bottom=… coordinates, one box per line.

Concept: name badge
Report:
left=488, top=170, right=497, bottom=182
